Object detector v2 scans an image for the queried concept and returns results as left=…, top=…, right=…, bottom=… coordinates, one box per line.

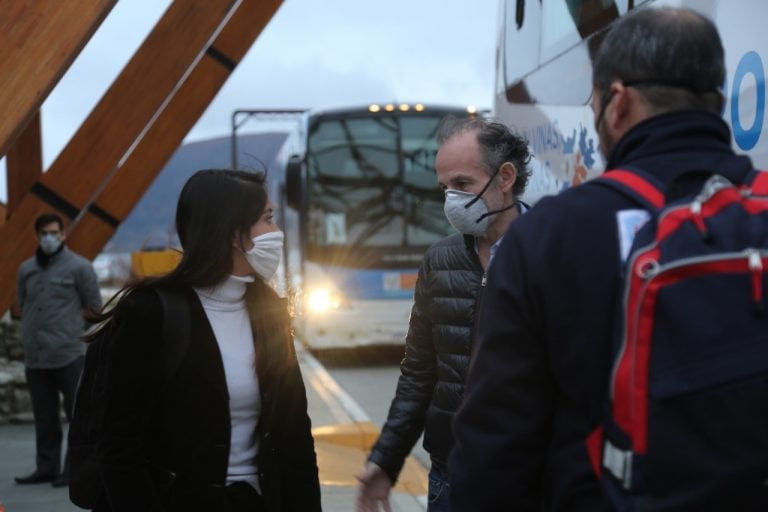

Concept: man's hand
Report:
left=81, top=307, right=102, bottom=323
left=355, top=462, right=393, bottom=512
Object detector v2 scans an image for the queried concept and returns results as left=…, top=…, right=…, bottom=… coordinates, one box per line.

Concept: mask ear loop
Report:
left=475, top=203, right=517, bottom=223
left=464, top=166, right=519, bottom=224
left=464, top=166, right=501, bottom=209
left=594, top=87, right=616, bottom=133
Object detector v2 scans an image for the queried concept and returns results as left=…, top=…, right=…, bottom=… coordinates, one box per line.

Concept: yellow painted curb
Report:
left=312, top=420, right=428, bottom=495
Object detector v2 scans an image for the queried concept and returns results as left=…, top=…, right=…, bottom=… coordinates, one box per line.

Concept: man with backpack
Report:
left=450, top=6, right=768, bottom=511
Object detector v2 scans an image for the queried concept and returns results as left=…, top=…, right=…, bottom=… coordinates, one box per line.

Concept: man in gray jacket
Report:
left=15, top=213, right=102, bottom=487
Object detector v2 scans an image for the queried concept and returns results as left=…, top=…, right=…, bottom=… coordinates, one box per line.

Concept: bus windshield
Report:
left=306, top=113, right=454, bottom=256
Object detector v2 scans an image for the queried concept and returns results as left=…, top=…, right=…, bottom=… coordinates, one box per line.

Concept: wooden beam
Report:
left=6, top=112, right=43, bottom=217
left=66, top=0, right=285, bottom=259
left=0, top=1, right=116, bottom=159
left=43, top=0, right=240, bottom=208
left=0, top=0, right=240, bottom=314
left=5, top=110, right=43, bottom=322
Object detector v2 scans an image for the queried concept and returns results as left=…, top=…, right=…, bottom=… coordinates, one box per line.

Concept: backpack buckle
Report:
left=603, top=440, right=633, bottom=490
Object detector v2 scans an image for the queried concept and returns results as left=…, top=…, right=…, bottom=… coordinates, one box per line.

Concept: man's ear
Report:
left=498, top=161, right=518, bottom=193
left=606, top=81, right=630, bottom=130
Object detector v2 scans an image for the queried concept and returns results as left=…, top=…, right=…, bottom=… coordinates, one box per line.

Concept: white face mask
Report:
left=443, top=168, right=518, bottom=236
left=39, top=234, right=63, bottom=255
left=244, top=231, right=284, bottom=281
left=443, top=189, right=492, bottom=236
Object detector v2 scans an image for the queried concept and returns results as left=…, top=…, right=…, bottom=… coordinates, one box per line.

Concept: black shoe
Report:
left=51, top=475, right=70, bottom=488
left=14, top=470, right=55, bottom=485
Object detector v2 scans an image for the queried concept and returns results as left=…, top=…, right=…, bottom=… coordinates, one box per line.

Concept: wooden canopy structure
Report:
left=0, top=0, right=283, bottom=314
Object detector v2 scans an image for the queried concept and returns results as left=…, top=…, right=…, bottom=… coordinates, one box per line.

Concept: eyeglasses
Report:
left=39, top=230, right=61, bottom=236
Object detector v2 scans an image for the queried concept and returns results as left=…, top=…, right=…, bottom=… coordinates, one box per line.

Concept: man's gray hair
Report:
left=438, top=116, right=532, bottom=196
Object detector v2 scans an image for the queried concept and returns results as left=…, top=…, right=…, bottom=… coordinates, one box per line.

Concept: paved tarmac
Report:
left=0, top=345, right=426, bottom=512
left=300, top=347, right=428, bottom=512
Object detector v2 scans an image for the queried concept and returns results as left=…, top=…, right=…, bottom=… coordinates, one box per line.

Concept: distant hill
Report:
left=103, top=132, right=287, bottom=253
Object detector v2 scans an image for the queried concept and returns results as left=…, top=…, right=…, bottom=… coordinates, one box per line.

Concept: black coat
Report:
left=449, top=111, right=756, bottom=511
left=96, top=287, right=320, bottom=512
left=369, top=233, right=483, bottom=482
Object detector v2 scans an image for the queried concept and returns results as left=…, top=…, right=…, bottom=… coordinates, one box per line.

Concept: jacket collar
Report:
left=35, top=244, right=66, bottom=268
left=463, top=234, right=475, bottom=253
left=606, top=110, right=753, bottom=185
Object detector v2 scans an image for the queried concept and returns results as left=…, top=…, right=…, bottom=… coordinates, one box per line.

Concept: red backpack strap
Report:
left=747, top=169, right=768, bottom=195
left=596, top=168, right=666, bottom=211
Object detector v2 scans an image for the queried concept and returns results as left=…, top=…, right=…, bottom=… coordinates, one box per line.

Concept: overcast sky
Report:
left=0, top=0, right=498, bottom=203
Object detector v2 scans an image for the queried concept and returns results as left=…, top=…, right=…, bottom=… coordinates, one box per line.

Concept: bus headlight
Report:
left=306, top=288, right=345, bottom=313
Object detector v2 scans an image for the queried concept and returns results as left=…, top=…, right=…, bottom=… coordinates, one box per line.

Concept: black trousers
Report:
left=25, top=356, right=84, bottom=476
left=224, top=482, right=267, bottom=512
left=93, top=482, right=268, bottom=512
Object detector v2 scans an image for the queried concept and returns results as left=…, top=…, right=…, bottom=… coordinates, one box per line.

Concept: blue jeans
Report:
left=427, top=466, right=450, bottom=512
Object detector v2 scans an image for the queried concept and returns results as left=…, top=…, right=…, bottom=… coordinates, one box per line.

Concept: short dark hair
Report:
left=34, top=213, right=64, bottom=233
left=593, top=7, right=725, bottom=114
left=438, top=116, right=532, bottom=196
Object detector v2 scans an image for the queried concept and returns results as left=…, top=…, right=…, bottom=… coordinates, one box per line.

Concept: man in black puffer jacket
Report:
left=355, top=116, right=531, bottom=512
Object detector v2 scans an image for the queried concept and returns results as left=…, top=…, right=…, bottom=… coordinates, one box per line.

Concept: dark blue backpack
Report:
left=587, top=168, right=768, bottom=511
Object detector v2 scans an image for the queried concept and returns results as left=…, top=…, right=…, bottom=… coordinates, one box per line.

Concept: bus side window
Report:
left=501, top=0, right=629, bottom=107
left=568, top=0, right=621, bottom=38
left=503, top=0, right=541, bottom=103
left=515, top=0, right=524, bottom=29
left=541, top=1, right=620, bottom=63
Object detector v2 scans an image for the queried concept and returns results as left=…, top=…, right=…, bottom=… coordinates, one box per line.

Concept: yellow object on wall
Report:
left=130, top=249, right=182, bottom=278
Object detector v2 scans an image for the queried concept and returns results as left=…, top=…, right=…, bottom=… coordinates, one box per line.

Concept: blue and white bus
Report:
left=495, top=0, right=767, bottom=204
left=234, top=104, right=475, bottom=349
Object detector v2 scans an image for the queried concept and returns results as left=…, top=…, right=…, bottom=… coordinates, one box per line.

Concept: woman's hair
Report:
left=165, top=169, right=268, bottom=288
left=91, top=169, right=293, bottom=379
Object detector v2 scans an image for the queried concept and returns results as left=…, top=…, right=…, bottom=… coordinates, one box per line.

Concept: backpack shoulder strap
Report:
left=745, top=169, right=768, bottom=195
left=155, top=287, right=191, bottom=385
left=594, top=168, right=666, bottom=211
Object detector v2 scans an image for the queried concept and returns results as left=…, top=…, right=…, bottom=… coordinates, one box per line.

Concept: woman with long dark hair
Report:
left=87, top=170, right=320, bottom=511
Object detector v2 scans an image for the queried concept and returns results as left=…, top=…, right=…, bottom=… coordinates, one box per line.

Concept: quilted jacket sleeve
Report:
left=367, top=259, right=436, bottom=483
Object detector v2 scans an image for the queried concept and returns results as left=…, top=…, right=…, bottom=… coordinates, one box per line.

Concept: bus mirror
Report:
left=286, top=155, right=303, bottom=209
